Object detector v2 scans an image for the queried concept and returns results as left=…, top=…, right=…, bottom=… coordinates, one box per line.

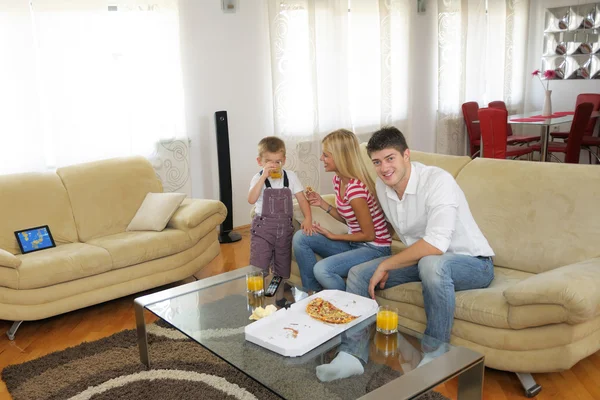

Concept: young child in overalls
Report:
left=248, top=137, right=314, bottom=278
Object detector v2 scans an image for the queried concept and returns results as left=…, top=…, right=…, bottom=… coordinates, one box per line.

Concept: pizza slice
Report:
left=305, top=297, right=359, bottom=324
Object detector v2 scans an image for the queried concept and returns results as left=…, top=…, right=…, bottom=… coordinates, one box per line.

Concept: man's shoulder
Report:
left=415, top=163, right=455, bottom=185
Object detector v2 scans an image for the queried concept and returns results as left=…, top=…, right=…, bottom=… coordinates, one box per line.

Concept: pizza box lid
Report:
left=244, top=290, right=378, bottom=357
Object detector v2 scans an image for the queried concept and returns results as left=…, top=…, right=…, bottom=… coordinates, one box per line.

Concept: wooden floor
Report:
left=1, top=226, right=599, bottom=400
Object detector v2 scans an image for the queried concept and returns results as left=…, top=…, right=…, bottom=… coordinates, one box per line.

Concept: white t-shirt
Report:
left=249, top=169, right=304, bottom=216
left=376, top=162, right=494, bottom=257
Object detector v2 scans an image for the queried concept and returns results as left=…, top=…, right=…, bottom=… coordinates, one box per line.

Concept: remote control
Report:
left=265, top=275, right=283, bottom=297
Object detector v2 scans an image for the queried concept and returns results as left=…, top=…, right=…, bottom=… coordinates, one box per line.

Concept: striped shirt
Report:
left=333, top=175, right=392, bottom=247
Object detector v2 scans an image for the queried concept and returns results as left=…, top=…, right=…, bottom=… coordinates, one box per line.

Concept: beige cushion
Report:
left=0, top=172, right=79, bottom=255
left=457, top=158, right=600, bottom=274
left=127, top=192, right=186, bottom=232
left=57, top=156, right=163, bottom=242
left=87, top=228, right=193, bottom=270
left=0, top=249, right=21, bottom=268
left=168, top=199, right=228, bottom=231
left=16, top=243, right=113, bottom=290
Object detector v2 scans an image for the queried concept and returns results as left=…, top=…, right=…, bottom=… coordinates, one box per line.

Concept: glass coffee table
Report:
left=134, top=266, right=484, bottom=399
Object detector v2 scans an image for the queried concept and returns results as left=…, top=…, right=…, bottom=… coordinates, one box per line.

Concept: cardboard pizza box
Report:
left=244, top=290, right=378, bottom=357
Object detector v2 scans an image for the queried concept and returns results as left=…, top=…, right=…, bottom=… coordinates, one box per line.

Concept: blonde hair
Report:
left=257, top=136, right=286, bottom=158
left=322, top=129, right=376, bottom=197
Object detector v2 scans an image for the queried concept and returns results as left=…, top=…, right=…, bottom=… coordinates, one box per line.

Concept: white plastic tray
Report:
left=244, top=290, right=378, bottom=357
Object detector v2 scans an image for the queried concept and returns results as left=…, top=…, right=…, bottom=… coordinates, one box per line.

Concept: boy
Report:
left=248, top=137, right=313, bottom=278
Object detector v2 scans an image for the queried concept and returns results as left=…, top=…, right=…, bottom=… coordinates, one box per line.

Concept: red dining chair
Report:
left=462, top=102, right=482, bottom=158
left=531, top=102, right=594, bottom=164
left=550, top=93, right=600, bottom=141
left=488, top=101, right=540, bottom=145
left=550, top=93, right=600, bottom=164
left=478, top=108, right=534, bottom=160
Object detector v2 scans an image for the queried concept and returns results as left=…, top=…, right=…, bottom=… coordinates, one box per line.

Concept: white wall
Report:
left=406, top=0, right=438, bottom=153
left=525, top=0, right=600, bottom=113
left=179, top=1, right=273, bottom=228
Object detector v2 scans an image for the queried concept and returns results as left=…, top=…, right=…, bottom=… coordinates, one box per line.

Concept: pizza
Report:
left=305, top=297, right=359, bottom=324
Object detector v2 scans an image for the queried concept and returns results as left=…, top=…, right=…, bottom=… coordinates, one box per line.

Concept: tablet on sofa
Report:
left=14, top=225, right=56, bottom=254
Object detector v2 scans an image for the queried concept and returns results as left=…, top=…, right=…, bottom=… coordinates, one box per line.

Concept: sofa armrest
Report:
left=503, top=257, right=600, bottom=323
left=167, top=199, right=227, bottom=231
left=0, top=249, right=21, bottom=269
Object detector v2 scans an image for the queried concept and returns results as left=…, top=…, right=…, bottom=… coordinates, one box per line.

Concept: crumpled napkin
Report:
left=249, top=304, right=277, bottom=320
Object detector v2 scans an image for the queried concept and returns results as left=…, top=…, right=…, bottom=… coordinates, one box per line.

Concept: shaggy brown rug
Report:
left=2, top=321, right=450, bottom=400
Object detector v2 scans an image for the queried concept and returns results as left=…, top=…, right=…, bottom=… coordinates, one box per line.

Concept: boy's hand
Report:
left=261, top=162, right=277, bottom=180
left=301, top=219, right=314, bottom=235
left=312, top=222, right=333, bottom=239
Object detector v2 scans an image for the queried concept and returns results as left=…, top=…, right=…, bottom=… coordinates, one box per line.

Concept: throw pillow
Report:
left=0, top=248, right=21, bottom=268
left=126, top=192, right=187, bottom=232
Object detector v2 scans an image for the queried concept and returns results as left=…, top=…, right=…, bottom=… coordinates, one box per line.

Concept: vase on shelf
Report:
left=542, top=90, right=552, bottom=117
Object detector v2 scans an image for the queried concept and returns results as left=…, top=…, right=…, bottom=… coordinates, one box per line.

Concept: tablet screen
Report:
left=14, top=225, right=56, bottom=254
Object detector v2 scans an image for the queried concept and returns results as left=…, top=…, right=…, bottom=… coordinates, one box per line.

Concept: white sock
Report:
left=316, top=351, right=364, bottom=382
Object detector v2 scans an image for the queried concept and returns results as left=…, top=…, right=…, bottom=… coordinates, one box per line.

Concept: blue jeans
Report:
left=346, top=253, right=494, bottom=343
left=292, top=230, right=391, bottom=291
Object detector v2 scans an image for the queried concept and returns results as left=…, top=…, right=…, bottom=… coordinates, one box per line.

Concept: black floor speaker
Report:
left=215, top=110, right=241, bottom=243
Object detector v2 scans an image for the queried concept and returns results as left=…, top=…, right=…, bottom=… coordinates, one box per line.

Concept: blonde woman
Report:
left=292, top=129, right=391, bottom=291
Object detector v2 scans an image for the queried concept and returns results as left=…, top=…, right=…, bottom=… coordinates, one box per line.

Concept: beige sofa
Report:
left=0, top=156, right=226, bottom=339
left=291, top=144, right=600, bottom=395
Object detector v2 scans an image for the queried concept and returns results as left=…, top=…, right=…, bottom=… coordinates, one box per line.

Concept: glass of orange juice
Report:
left=246, top=271, right=264, bottom=295
left=269, top=161, right=282, bottom=179
left=376, top=305, right=399, bottom=335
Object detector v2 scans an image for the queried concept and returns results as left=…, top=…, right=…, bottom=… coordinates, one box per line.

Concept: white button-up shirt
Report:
left=376, top=162, right=494, bottom=257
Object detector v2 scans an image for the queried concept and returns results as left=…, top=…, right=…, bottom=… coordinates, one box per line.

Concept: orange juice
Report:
left=246, top=272, right=264, bottom=293
left=269, top=162, right=282, bottom=179
left=376, top=307, right=398, bottom=334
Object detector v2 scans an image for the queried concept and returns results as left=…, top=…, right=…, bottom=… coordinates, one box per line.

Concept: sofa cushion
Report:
left=377, top=266, right=535, bottom=329
left=457, top=158, right=600, bottom=274
left=0, top=172, right=79, bottom=255
left=87, top=229, right=193, bottom=270
left=14, top=243, right=113, bottom=290
left=57, top=156, right=163, bottom=242
left=127, top=192, right=187, bottom=232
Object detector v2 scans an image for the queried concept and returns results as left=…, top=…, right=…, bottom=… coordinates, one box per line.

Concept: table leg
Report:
left=134, top=299, right=150, bottom=368
left=457, top=359, right=484, bottom=399
left=540, top=126, right=550, bottom=162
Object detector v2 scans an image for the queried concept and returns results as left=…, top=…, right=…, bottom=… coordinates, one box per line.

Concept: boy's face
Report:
left=257, top=151, right=286, bottom=168
left=369, top=147, right=410, bottom=188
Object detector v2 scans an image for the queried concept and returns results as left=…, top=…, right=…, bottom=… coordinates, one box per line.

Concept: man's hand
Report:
left=312, top=222, right=333, bottom=239
left=368, top=267, right=389, bottom=299
left=301, top=219, right=314, bottom=235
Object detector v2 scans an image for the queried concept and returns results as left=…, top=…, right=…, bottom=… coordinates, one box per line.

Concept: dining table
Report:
left=475, top=110, right=600, bottom=162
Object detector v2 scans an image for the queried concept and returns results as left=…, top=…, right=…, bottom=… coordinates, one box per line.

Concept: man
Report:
left=315, top=127, right=495, bottom=381
left=347, top=126, right=495, bottom=345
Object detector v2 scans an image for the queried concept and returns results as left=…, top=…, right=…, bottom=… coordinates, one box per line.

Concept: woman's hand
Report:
left=301, top=219, right=314, bottom=235
left=306, top=191, right=325, bottom=208
left=312, top=221, right=333, bottom=239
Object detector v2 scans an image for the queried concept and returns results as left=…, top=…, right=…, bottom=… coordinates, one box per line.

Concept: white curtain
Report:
left=0, top=0, right=185, bottom=175
left=267, top=0, right=411, bottom=191
left=437, top=0, right=530, bottom=155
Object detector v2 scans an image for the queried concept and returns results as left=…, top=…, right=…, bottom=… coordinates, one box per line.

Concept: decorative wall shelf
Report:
left=542, top=3, right=600, bottom=79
